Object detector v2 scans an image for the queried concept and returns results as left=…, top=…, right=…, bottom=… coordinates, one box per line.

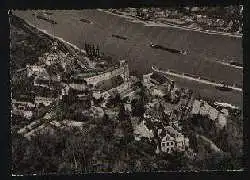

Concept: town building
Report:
left=35, top=96, right=56, bottom=107
left=133, top=120, right=154, bottom=141
left=68, top=78, right=88, bottom=91
left=33, top=86, right=59, bottom=107
left=165, top=126, right=189, bottom=152
left=26, top=65, right=50, bottom=79
left=12, top=99, right=36, bottom=119
left=155, top=125, right=189, bottom=154
left=160, top=133, right=175, bottom=153
left=191, top=99, right=229, bottom=128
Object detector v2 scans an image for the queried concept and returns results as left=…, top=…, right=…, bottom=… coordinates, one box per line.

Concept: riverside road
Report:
left=14, top=10, right=243, bottom=107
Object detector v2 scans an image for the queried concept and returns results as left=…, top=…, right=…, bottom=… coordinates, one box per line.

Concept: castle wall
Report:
left=84, top=63, right=129, bottom=86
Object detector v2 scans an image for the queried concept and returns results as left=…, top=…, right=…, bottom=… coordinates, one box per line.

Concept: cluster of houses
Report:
left=12, top=34, right=240, bottom=156
left=13, top=39, right=139, bottom=139
left=131, top=69, right=239, bottom=154
left=112, top=7, right=243, bottom=34
left=190, top=98, right=239, bottom=129
left=13, top=46, right=239, bottom=154
left=131, top=71, right=193, bottom=154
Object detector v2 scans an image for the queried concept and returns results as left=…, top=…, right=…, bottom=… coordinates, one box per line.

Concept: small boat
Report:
left=112, top=34, right=128, bottom=40
left=80, top=18, right=92, bottom=24
left=215, top=83, right=232, bottom=91
left=150, top=42, right=161, bottom=49
left=150, top=42, right=187, bottom=55
left=180, top=50, right=187, bottom=55
left=229, top=61, right=243, bottom=67
left=36, top=15, right=57, bottom=24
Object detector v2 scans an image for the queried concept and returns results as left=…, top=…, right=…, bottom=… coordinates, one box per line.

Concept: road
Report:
left=152, top=66, right=242, bottom=92
left=197, top=134, right=222, bottom=153
left=13, top=10, right=243, bottom=107
left=152, top=66, right=242, bottom=108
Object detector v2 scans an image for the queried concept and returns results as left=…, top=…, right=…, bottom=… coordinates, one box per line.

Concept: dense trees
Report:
left=14, top=102, right=231, bottom=173
left=12, top=104, right=192, bottom=174
left=131, top=81, right=149, bottom=117
left=106, top=92, right=121, bottom=108
left=10, top=15, right=54, bottom=71
left=181, top=111, right=243, bottom=170
left=131, top=98, right=145, bottom=117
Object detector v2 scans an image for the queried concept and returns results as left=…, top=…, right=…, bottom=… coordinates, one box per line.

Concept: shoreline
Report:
left=98, top=9, right=242, bottom=39
left=152, top=66, right=242, bottom=92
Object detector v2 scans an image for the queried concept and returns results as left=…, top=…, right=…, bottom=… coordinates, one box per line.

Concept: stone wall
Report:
left=84, top=62, right=129, bottom=86
left=68, top=83, right=87, bottom=91
left=35, top=96, right=55, bottom=107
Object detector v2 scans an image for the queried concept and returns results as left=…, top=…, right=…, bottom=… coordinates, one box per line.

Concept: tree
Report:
left=106, top=92, right=121, bottom=108
left=131, top=98, right=145, bottom=117
left=12, top=129, right=66, bottom=174
left=163, top=92, right=171, bottom=102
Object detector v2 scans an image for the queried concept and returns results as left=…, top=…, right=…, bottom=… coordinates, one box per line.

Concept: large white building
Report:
left=12, top=99, right=36, bottom=119
left=191, top=99, right=229, bottom=128
left=158, top=126, right=189, bottom=153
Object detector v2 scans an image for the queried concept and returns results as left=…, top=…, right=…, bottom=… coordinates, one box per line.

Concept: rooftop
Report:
left=165, top=126, right=181, bottom=137
left=150, top=71, right=172, bottom=85
left=162, top=133, right=175, bottom=141
left=33, top=86, right=59, bottom=98
left=133, top=120, right=154, bottom=140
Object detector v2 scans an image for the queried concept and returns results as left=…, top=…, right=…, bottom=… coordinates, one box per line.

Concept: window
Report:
left=19, top=106, right=25, bottom=110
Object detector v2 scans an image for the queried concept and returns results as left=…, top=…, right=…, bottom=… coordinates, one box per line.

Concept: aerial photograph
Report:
left=10, top=6, right=243, bottom=174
